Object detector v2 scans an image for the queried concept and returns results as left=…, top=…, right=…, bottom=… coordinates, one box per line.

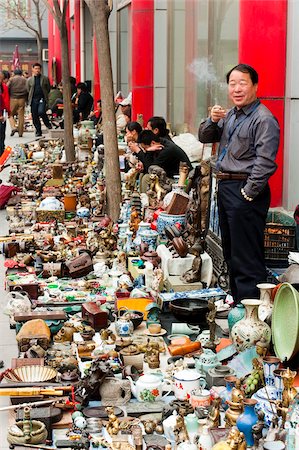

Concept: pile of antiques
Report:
left=0, top=135, right=298, bottom=450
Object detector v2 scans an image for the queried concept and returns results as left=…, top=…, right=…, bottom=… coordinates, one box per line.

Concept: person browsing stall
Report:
left=198, top=64, right=279, bottom=304
left=133, top=130, right=192, bottom=192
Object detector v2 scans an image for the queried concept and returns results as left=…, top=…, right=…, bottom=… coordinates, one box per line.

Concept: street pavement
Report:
left=0, top=121, right=52, bottom=447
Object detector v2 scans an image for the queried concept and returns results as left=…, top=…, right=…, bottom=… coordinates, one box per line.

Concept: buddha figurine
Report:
left=225, top=379, right=244, bottom=427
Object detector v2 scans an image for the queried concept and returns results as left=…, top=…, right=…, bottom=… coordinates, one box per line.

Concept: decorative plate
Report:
left=272, top=282, right=299, bottom=361
left=145, top=328, right=167, bottom=337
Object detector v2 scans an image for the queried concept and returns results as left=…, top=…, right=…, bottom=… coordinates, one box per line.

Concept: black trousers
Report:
left=217, top=179, right=270, bottom=303
left=31, top=98, right=51, bottom=134
left=0, top=120, right=6, bottom=156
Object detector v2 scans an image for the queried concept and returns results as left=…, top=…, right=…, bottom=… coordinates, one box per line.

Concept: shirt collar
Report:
left=234, top=99, right=260, bottom=116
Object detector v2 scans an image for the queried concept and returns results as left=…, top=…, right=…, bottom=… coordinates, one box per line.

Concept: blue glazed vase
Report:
left=236, top=399, right=258, bottom=447
left=227, top=304, right=246, bottom=333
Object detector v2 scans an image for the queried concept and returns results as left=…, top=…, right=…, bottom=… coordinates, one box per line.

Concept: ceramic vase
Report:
left=79, top=120, right=95, bottom=144
left=139, top=228, right=159, bottom=251
left=196, top=329, right=210, bottom=345
left=227, top=304, right=246, bottom=333
left=198, top=425, right=213, bottom=450
left=184, top=413, right=199, bottom=443
left=125, top=231, right=134, bottom=253
left=273, top=368, right=287, bottom=401
left=157, top=212, right=186, bottom=238
left=236, top=399, right=258, bottom=447
left=231, top=299, right=271, bottom=352
left=133, top=222, right=151, bottom=248
left=262, top=356, right=281, bottom=387
left=257, top=283, right=276, bottom=322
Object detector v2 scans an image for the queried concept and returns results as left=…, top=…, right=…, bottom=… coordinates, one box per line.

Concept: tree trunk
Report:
left=85, top=0, right=121, bottom=222
left=35, top=0, right=43, bottom=66
left=35, top=32, right=43, bottom=67
left=59, top=22, right=75, bottom=162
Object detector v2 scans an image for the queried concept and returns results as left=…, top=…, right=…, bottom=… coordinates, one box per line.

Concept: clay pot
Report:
left=141, top=251, right=161, bottom=268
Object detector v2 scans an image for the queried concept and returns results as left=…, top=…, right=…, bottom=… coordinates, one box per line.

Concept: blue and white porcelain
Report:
left=39, top=197, right=64, bottom=210
left=252, top=386, right=278, bottom=427
left=159, top=287, right=227, bottom=303
left=157, top=212, right=186, bottom=237
left=118, top=223, right=130, bottom=238
left=76, top=207, right=90, bottom=218
left=262, top=356, right=280, bottom=387
left=139, top=228, right=159, bottom=251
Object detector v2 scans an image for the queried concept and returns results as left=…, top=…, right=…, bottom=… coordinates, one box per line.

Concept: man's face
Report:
left=125, top=128, right=138, bottom=143
left=146, top=121, right=159, bottom=135
left=32, top=65, right=41, bottom=76
left=228, top=70, right=258, bottom=108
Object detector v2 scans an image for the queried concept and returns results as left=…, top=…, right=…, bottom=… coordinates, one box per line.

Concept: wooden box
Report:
left=7, top=281, right=40, bottom=300
left=81, top=302, right=108, bottom=331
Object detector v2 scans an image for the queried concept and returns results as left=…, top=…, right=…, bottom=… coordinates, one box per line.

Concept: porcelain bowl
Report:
left=169, top=298, right=209, bottom=325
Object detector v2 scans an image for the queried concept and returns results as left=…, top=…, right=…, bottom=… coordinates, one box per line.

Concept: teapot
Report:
left=194, top=348, right=219, bottom=373
left=114, top=308, right=134, bottom=337
left=127, top=373, right=171, bottom=402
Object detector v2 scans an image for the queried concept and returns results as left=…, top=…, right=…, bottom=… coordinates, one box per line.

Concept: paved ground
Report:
left=0, top=121, right=51, bottom=447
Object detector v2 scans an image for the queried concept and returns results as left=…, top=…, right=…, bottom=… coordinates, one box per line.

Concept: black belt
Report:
left=216, top=172, right=248, bottom=181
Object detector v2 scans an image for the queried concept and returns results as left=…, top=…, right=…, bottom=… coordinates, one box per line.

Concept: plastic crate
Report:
left=264, top=212, right=296, bottom=267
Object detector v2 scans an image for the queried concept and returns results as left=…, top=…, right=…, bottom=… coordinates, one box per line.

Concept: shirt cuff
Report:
left=243, top=183, right=258, bottom=199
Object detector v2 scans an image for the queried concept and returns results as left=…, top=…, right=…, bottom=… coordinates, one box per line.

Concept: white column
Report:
left=284, top=0, right=299, bottom=210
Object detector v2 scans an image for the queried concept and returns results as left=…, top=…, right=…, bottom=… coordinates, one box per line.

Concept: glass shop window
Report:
left=168, top=0, right=239, bottom=135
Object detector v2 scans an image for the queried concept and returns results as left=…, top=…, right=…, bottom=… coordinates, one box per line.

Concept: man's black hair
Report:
left=32, top=62, right=42, bottom=68
left=14, top=69, right=23, bottom=75
left=147, top=116, right=169, bottom=138
left=126, top=121, right=142, bottom=134
left=77, top=82, right=88, bottom=92
left=137, top=130, right=159, bottom=145
left=226, top=64, right=258, bottom=85
left=97, top=99, right=102, bottom=105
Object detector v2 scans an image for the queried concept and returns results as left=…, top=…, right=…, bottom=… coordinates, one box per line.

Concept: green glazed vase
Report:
left=228, top=304, right=246, bottom=333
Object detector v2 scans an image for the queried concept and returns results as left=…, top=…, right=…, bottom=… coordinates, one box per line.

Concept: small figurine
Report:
left=180, top=239, right=206, bottom=285
left=207, top=397, right=221, bottom=428
left=275, top=367, right=297, bottom=426
left=106, top=406, right=120, bottom=436
left=204, top=298, right=217, bottom=351
left=225, top=379, right=244, bottom=427
left=173, top=414, right=189, bottom=444
left=226, top=427, right=247, bottom=450
left=145, top=339, right=160, bottom=369
left=252, top=410, right=265, bottom=449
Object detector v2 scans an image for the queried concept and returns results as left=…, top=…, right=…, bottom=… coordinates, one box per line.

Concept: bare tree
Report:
left=84, top=0, right=121, bottom=221
left=0, top=0, right=46, bottom=65
left=43, top=0, right=75, bottom=162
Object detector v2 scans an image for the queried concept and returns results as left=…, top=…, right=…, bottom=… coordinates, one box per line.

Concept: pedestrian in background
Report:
left=27, top=62, right=52, bottom=137
left=198, top=64, right=280, bottom=304
left=7, top=69, right=28, bottom=137
left=0, top=71, right=10, bottom=156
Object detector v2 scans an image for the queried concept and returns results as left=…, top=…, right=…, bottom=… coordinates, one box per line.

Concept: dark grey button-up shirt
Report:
left=198, top=99, right=280, bottom=198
